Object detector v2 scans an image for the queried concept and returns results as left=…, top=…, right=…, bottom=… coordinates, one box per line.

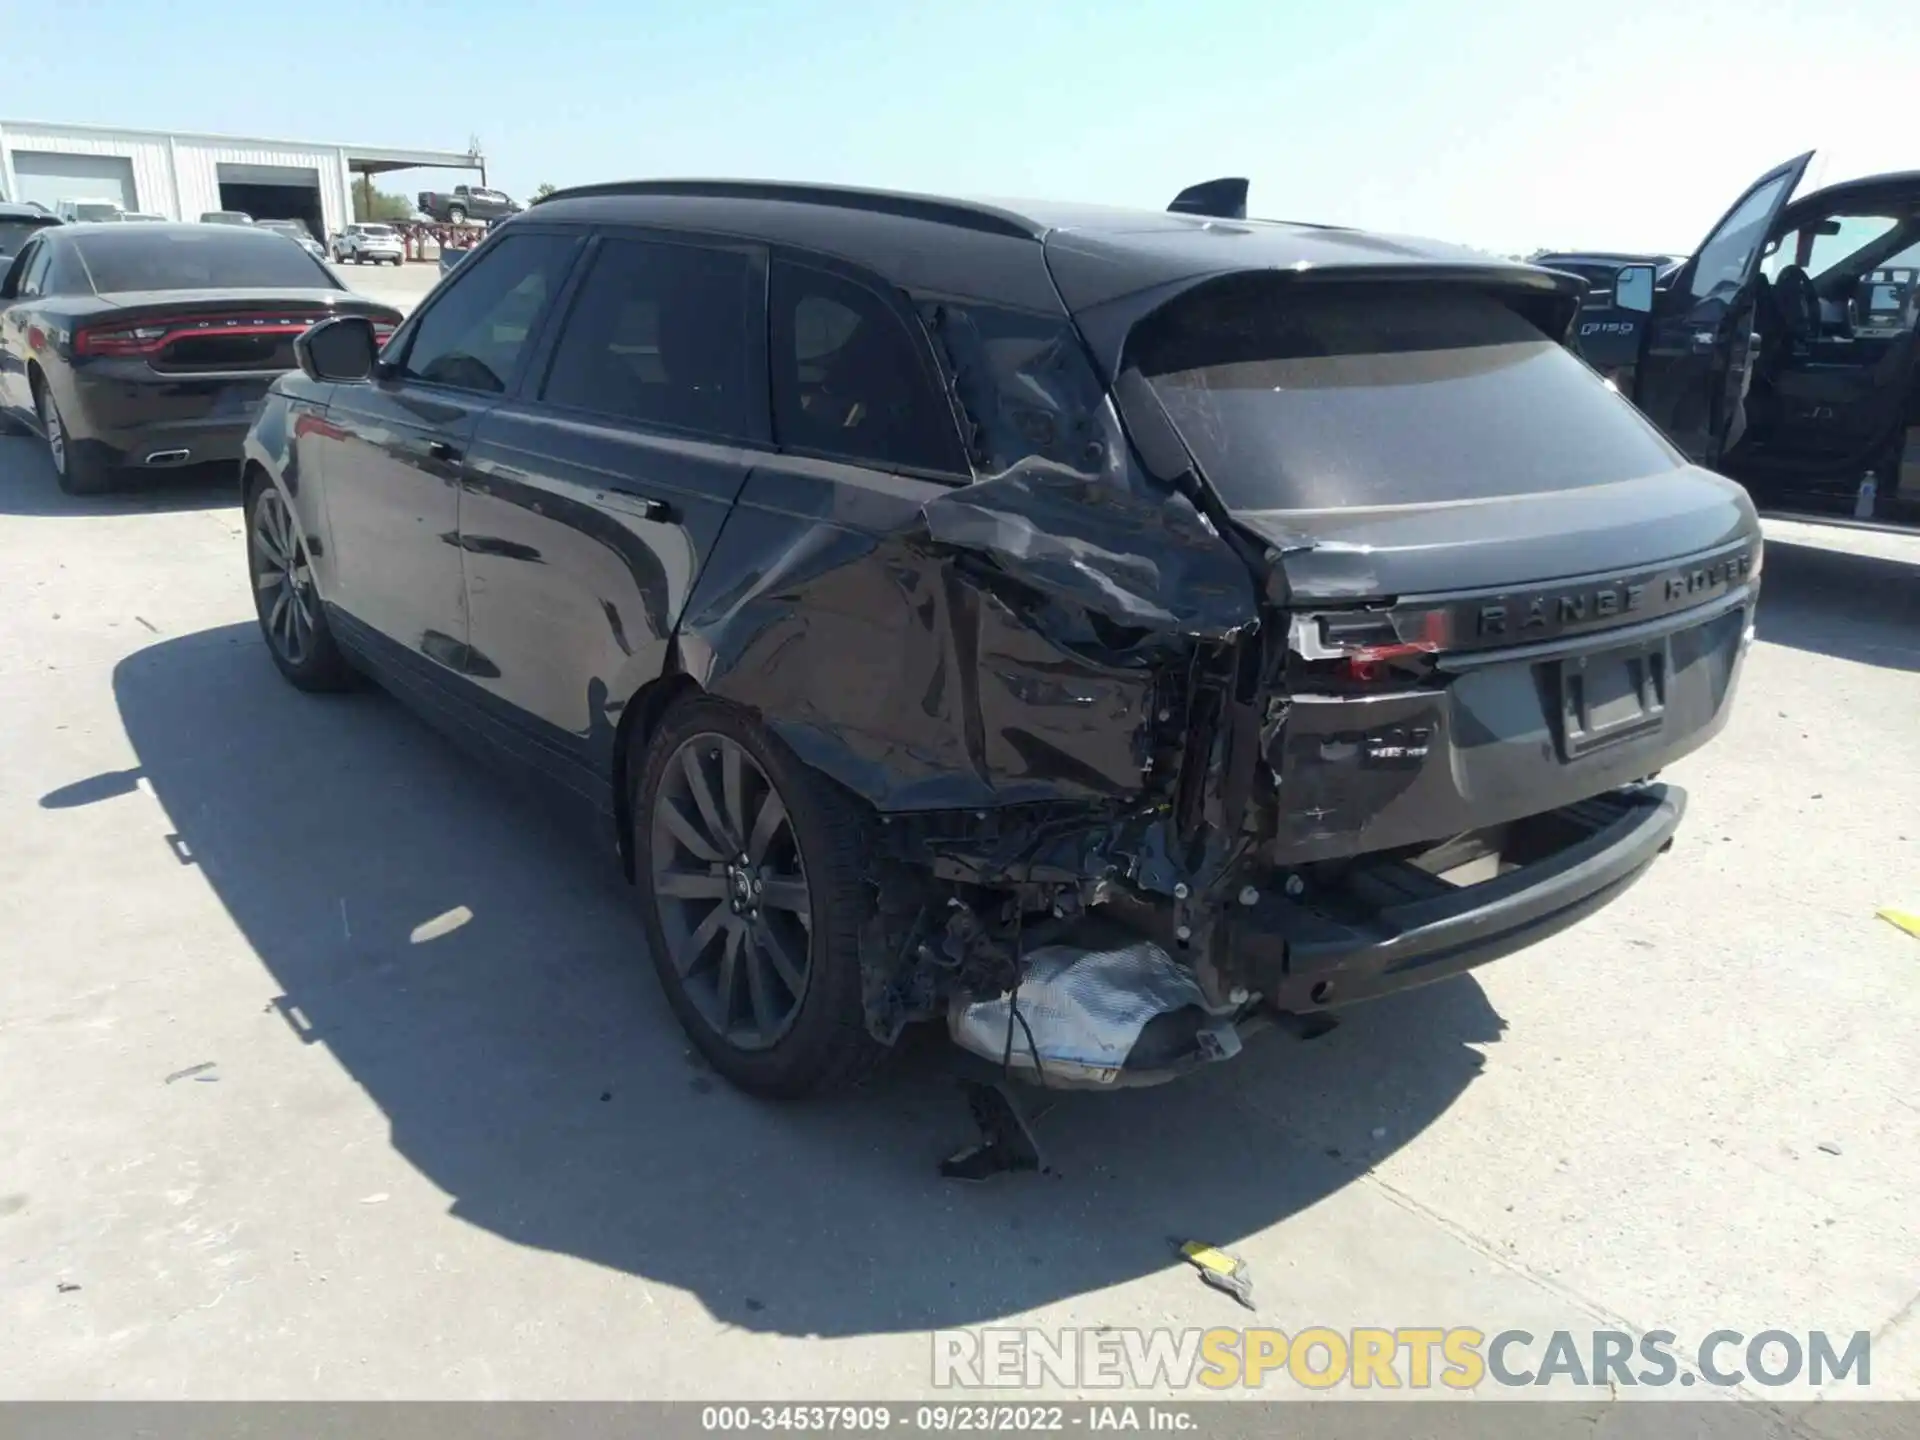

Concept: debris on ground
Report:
left=359, top=1193, right=389, bottom=1205
left=55, top=1282, right=80, bottom=1294
left=940, top=1081, right=1046, bottom=1182
left=1874, top=905, right=1920, bottom=939
left=1175, top=1239, right=1256, bottom=1311
left=1818, top=1142, right=1842, bottom=1156
left=162, top=1062, right=216, bottom=1085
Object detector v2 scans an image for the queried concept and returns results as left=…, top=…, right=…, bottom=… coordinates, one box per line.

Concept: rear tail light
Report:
left=74, top=325, right=170, bottom=356
left=1295, top=607, right=1450, bottom=692
left=75, top=311, right=328, bottom=358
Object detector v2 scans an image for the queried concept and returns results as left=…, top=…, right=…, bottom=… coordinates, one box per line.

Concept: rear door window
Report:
left=541, top=236, right=759, bottom=440
left=769, top=259, right=966, bottom=474
left=1125, top=280, right=1681, bottom=512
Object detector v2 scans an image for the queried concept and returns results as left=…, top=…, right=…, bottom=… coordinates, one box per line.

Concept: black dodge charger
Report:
left=0, top=221, right=400, bottom=494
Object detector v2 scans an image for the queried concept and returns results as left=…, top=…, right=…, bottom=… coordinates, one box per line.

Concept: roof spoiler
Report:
left=1168, top=177, right=1249, bottom=221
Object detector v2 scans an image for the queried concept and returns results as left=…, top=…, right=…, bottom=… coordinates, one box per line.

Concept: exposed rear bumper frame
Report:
left=1228, top=783, right=1685, bottom=1012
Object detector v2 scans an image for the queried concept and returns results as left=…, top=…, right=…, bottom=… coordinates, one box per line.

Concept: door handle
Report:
left=427, top=439, right=461, bottom=462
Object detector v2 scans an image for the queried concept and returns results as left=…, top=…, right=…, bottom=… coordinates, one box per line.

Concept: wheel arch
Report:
left=609, top=662, right=704, bottom=883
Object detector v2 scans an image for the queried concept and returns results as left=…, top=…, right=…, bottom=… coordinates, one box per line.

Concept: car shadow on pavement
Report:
left=0, top=435, right=239, bottom=517
left=1755, top=538, right=1920, bottom=672
left=100, top=623, right=1504, bottom=1339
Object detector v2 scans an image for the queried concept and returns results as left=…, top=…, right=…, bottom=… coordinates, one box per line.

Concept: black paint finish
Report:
left=0, top=224, right=398, bottom=472
left=238, top=180, right=1761, bottom=1045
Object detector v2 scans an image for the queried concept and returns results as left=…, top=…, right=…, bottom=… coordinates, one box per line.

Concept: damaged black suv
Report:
left=242, top=178, right=1761, bottom=1097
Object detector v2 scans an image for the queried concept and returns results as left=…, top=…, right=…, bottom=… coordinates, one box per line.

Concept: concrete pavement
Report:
left=0, top=432, right=1915, bottom=1407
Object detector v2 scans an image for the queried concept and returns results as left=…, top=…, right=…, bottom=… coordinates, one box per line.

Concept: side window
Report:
left=1689, top=174, right=1794, bottom=301
left=396, top=232, right=579, bottom=394
left=16, top=242, right=52, bottom=297
left=919, top=300, right=1111, bottom=477
left=769, top=259, right=965, bottom=474
left=541, top=236, right=756, bottom=439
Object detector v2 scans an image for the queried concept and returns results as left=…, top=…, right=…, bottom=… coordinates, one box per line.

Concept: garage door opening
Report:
left=215, top=163, right=323, bottom=243
left=11, top=151, right=137, bottom=215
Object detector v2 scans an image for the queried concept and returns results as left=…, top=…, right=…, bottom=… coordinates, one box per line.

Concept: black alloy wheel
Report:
left=634, top=696, right=885, bottom=1097
left=651, top=731, right=813, bottom=1050
left=245, top=476, right=354, bottom=690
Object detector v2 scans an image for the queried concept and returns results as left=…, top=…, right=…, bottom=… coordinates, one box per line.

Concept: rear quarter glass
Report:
left=1125, top=280, right=1682, bottom=512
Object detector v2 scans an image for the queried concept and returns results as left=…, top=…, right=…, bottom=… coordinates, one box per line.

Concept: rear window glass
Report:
left=0, top=219, right=55, bottom=257
left=73, top=229, right=337, bottom=292
left=1125, top=281, right=1679, bottom=512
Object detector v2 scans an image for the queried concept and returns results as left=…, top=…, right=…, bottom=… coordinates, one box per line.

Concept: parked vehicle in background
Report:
left=331, top=223, right=406, bottom=265
left=240, top=177, right=1758, bottom=1100
left=0, top=202, right=61, bottom=263
left=199, top=210, right=254, bottom=226
left=0, top=222, right=399, bottom=494
left=104, top=212, right=168, bottom=223
left=54, top=198, right=125, bottom=223
left=415, top=184, right=520, bottom=225
left=1562, top=153, right=1920, bottom=520
left=256, top=218, right=329, bottom=261
left=1531, top=252, right=1685, bottom=304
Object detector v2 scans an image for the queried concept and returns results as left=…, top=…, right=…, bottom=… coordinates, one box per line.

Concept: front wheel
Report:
left=446, top=206, right=466, bottom=225
left=246, top=474, right=355, bottom=691
left=634, top=696, right=885, bottom=1098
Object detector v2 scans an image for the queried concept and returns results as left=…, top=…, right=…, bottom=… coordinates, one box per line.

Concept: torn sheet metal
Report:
left=923, top=463, right=1257, bottom=640
left=948, top=936, right=1241, bottom=1088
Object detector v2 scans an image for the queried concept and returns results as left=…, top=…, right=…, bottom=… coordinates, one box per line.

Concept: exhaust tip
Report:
left=143, top=448, right=191, bottom=466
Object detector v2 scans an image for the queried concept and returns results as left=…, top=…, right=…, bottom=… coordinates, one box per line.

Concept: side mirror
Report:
left=296, top=315, right=378, bottom=383
left=1613, top=264, right=1657, bottom=314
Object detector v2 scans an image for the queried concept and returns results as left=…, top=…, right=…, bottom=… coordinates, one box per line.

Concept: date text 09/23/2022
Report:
left=700, top=1405, right=1194, bottom=1432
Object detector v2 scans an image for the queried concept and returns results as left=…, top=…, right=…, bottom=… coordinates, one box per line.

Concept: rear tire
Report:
left=37, top=379, right=113, bottom=496
left=245, top=471, right=356, bottom=692
left=633, top=695, right=886, bottom=1098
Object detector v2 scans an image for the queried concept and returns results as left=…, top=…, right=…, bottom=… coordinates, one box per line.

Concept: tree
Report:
left=533, top=183, right=557, bottom=202
left=354, top=185, right=415, bottom=223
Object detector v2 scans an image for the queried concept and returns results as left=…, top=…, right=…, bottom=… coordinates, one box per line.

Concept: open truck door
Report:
left=1623, top=152, right=1815, bottom=465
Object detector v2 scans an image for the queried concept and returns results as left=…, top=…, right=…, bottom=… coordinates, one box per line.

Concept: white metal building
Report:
left=0, top=119, right=482, bottom=239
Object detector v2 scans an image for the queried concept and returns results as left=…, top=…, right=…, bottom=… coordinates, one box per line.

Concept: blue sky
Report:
left=13, top=0, right=1917, bottom=255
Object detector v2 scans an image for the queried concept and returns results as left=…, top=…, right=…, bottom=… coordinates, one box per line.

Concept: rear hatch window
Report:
left=1124, top=279, right=1680, bottom=512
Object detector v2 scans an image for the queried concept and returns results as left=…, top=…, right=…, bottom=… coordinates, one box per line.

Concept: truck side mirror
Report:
left=1614, top=264, right=1656, bottom=314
